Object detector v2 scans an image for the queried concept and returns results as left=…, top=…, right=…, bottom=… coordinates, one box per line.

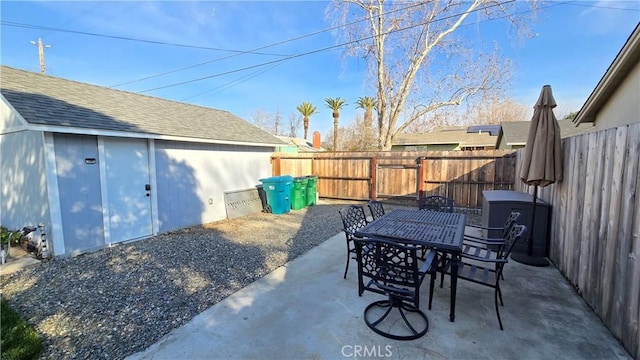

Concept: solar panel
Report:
left=466, top=124, right=501, bottom=136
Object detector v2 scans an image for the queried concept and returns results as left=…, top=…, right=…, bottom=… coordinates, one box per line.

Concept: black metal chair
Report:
left=338, top=205, right=369, bottom=279
left=432, top=224, right=527, bottom=330
left=418, top=195, right=454, bottom=213
left=367, top=200, right=385, bottom=221
left=464, top=211, right=521, bottom=244
left=447, top=211, right=522, bottom=284
left=354, top=236, right=438, bottom=340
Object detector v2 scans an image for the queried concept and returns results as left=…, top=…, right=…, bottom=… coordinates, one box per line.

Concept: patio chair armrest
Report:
left=463, top=234, right=506, bottom=245
left=343, top=228, right=365, bottom=236
left=466, top=224, right=503, bottom=231
left=460, top=252, right=508, bottom=263
left=419, top=250, right=437, bottom=275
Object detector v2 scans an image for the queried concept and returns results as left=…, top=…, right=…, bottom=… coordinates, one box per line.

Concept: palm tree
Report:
left=324, top=97, right=347, bottom=151
left=356, top=96, right=377, bottom=150
left=296, top=102, right=317, bottom=139
left=355, top=96, right=376, bottom=129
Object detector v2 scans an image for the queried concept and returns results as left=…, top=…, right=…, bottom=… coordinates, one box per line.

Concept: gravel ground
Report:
left=0, top=200, right=481, bottom=359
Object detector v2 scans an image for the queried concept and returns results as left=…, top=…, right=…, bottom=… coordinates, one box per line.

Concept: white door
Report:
left=104, top=138, right=152, bottom=243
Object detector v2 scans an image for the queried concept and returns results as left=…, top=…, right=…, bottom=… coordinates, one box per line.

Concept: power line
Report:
left=562, top=2, right=639, bottom=11
left=181, top=60, right=287, bottom=101
left=149, top=0, right=590, bottom=96
left=0, top=20, right=290, bottom=57
left=138, top=0, right=516, bottom=93
left=108, top=2, right=426, bottom=88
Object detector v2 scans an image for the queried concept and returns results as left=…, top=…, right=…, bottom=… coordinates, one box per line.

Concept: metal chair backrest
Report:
left=367, top=200, right=385, bottom=221
left=339, top=205, right=368, bottom=239
left=354, top=237, right=421, bottom=305
left=498, top=224, right=527, bottom=261
left=418, top=195, right=454, bottom=212
left=501, top=211, right=521, bottom=238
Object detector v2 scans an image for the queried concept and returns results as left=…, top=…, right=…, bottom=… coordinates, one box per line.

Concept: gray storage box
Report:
left=481, top=190, right=550, bottom=257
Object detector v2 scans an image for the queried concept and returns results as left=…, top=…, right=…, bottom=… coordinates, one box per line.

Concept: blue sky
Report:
left=1, top=1, right=639, bottom=139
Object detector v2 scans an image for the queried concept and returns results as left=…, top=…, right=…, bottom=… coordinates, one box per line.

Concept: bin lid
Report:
left=259, top=175, right=293, bottom=183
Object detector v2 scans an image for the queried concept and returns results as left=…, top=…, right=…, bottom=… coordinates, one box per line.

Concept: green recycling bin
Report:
left=258, top=175, right=293, bottom=214
left=291, top=177, right=308, bottom=210
left=305, top=175, right=318, bottom=206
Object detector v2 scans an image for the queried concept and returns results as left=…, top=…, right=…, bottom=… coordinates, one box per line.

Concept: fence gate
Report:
left=375, top=158, right=421, bottom=201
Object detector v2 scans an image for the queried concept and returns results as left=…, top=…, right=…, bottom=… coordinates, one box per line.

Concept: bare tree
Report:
left=341, top=113, right=379, bottom=151
left=248, top=108, right=276, bottom=134
left=403, top=110, right=455, bottom=133
left=274, top=108, right=282, bottom=136
left=248, top=108, right=293, bottom=136
left=321, top=131, right=335, bottom=151
left=327, top=0, right=535, bottom=150
left=463, top=93, right=529, bottom=124
left=288, top=112, right=301, bottom=138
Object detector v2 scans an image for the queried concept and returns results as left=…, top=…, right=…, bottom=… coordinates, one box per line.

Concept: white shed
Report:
left=0, top=66, right=285, bottom=256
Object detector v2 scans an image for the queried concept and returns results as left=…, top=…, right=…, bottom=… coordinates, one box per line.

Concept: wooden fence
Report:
left=271, top=150, right=517, bottom=208
left=514, top=122, right=640, bottom=359
left=273, top=125, right=640, bottom=357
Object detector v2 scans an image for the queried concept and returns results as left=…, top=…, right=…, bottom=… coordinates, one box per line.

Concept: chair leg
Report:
left=495, top=288, right=504, bottom=330
left=343, top=247, right=350, bottom=279
left=439, top=254, right=446, bottom=288
left=497, top=286, right=504, bottom=306
left=428, top=267, right=436, bottom=310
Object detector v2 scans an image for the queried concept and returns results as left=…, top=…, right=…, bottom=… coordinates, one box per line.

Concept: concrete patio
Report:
left=128, top=232, right=630, bottom=360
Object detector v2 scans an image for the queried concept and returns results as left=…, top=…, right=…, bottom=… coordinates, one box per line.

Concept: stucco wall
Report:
left=594, top=60, right=640, bottom=131
left=0, top=95, right=26, bottom=131
left=154, top=140, right=273, bottom=232
left=0, top=129, right=50, bottom=234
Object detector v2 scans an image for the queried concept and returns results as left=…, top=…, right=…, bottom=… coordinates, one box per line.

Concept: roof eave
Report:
left=574, top=24, right=640, bottom=125
left=28, top=124, right=282, bottom=148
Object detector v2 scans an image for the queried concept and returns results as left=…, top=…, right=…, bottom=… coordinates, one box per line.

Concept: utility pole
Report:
left=30, top=38, right=51, bottom=74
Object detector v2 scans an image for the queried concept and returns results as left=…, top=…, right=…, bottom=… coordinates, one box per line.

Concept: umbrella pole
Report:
left=528, top=185, right=538, bottom=256
left=511, top=185, right=549, bottom=267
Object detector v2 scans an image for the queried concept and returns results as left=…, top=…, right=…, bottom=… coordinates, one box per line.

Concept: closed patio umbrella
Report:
left=511, top=85, right=562, bottom=267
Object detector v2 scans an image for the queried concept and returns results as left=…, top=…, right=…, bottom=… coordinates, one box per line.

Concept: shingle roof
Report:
left=1, top=66, right=285, bottom=146
left=499, top=122, right=530, bottom=145
left=276, top=136, right=325, bottom=152
left=501, top=120, right=596, bottom=146
left=394, top=127, right=498, bottom=147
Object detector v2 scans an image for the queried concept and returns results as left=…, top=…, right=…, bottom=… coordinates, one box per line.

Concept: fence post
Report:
left=416, top=156, right=425, bottom=199
left=272, top=156, right=281, bottom=176
left=370, top=156, right=378, bottom=200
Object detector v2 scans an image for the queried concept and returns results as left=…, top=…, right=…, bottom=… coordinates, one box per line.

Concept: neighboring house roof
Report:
left=501, top=120, right=595, bottom=147
left=394, top=126, right=499, bottom=148
left=275, top=136, right=325, bottom=152
left=1, top=66, right=286, bottom=146
left=574, top=23, right=640, bottom=125
left=499, top=121, right=530, bottom=146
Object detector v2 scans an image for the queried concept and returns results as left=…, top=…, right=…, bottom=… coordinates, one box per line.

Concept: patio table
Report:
left=355, top=209, right=466, bottom=322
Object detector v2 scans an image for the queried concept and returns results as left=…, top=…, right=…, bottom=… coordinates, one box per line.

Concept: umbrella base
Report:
left=511, top=253, right=549, bottom=267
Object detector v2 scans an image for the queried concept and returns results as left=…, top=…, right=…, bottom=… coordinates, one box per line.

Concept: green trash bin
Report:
left=291, top=177, right=307, bottom=210
left=305, top=175, right=318, bottom=206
